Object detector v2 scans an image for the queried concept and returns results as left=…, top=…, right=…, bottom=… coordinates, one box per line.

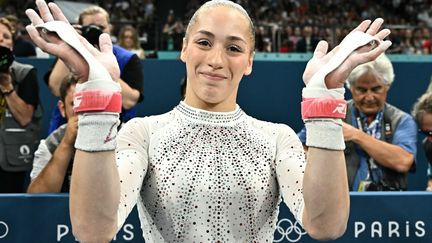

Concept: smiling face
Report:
left=180, top=6, right=254, bottom=112
left=350, top=71, right=389, bottom=118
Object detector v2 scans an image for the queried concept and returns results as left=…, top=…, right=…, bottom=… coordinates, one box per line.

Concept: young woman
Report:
left=26, top=0, right=391, bottom=242
left=118, top=25, right=145, bottom=59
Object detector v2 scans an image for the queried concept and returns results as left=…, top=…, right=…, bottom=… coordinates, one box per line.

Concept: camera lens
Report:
left=81, top=24, right=103, bottom=47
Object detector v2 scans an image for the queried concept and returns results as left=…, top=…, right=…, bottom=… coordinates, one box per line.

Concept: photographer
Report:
left=0, top=17, right=41, bottom=193
left=298, top=54, right=417, bottom=191
left=46, top=6, right=143, bottom=133
left=411, top=91, right=432, bottom=191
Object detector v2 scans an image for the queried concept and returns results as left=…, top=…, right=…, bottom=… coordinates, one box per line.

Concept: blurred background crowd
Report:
left=1, top=0, right=431, bottom=56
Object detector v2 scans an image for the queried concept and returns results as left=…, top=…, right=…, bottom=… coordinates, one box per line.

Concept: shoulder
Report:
left=384, top=103, right=415, bottom=127
left=119, top=110, right=176, bottom=136
left=245, top=115, right=298, bottom=141
left=44, top=124, right=67, bottom=152
left=113, top=45, right=135, bottom=60
left=11, top=61, right=36, bottom=82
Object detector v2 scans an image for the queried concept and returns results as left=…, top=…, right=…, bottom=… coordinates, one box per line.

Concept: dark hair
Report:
left=59, top=74, right=78, bottom=102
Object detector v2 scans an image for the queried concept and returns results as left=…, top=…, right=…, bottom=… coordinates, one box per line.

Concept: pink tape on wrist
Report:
left=73, top=89, right=122, bottom=113
left=301, top=97, right=347, bottom=120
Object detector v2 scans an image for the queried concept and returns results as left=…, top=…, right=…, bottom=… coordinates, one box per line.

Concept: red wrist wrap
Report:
left=73, top=89, right=122, bottom=113
left=301, top=97, right=347, bottom=120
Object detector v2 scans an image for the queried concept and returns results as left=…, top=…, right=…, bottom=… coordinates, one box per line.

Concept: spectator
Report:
left=118, top=25, right=145, bottom=59
left=161, top=11, right=185, bottom=51
left=296, top=25, right=320, bottom=53
left=0, top=17, right=41, bottom=193
left=5, top=14, right=36, bottom=57
left=28, top=75, right=77, bottom=193
left=46, top=5, right=144, bottom=133
left=27, top=0, right=391, bottom=242
left=298, top=53, right=417, bottom=191
left=162, top=10, right=176, bottom=51
left=411, top=91, right=432, bottom=191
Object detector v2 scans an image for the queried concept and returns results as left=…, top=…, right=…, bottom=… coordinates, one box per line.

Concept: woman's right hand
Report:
left=25, top=0, right=119, bottom=83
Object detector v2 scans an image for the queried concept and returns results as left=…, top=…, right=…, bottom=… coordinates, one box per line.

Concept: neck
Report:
left=183, top=98, right=236, bottom=112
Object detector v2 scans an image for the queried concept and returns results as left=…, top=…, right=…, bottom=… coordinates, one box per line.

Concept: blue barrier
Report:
left=0, top=193, right=430, bottom=242
left=14, top=57, right=432, bottom=191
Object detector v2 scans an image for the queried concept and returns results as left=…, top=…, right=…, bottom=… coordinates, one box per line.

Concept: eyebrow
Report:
left=196, top=30, right=247, bottom=44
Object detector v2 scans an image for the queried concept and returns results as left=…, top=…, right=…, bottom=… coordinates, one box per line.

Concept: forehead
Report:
left=81, top=13, right=108, bottom=25
left=354, top=71, right=385, bottom=87
left=192, top=6, right=251, bottom=40
left=0, top=23, right=11, bottom=34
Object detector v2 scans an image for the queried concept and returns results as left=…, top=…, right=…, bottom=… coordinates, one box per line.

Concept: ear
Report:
left=244, top=51, right=255, bottom=76
left=58, top=100, right=66, bottom=118
left=180, top=38, right=188, bottom=63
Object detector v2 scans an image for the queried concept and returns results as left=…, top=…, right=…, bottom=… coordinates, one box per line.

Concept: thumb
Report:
left=98, top=33, right=113, bottom=54
left=312, top=40, right=329, bottom=59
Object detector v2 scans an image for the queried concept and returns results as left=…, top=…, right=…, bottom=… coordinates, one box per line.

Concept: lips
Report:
left=200, top=71, right=227, bottom=81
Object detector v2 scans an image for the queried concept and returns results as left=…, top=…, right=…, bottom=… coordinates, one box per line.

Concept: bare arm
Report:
left=48, top=59, right=69, bottom=97
left=28, top=117, right=78, bottom=193
left=118, top=78, right=140, bottom=109
left=70, top=151, right=120, bottom=243
left=26, top=1, right=122, bottom=241
left=302, top=148, right=349, bottom=240
left=299, top=18, right=391, bottom=240
left=343, top=122, right=414, bottom=172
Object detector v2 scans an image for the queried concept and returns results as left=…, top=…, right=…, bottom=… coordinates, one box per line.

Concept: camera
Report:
left=364, top=180, right=403, bottom=191
left=0, top=46, right=14, bottom=73
left=81, top=24, right=103, bottom=48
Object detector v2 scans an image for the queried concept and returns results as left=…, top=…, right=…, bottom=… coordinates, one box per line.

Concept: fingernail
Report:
left=382, top=41, right=392, bottom=49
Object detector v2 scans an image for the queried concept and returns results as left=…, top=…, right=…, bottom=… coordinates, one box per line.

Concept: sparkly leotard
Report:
left=115, top=101, right=306, bottom=242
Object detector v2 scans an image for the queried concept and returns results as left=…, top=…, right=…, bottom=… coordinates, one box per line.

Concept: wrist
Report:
left=1, top=87, right=14, bottom=96
left=75, top=113, right=120, bottom=152
left=305, top=119, right=345, bottom=150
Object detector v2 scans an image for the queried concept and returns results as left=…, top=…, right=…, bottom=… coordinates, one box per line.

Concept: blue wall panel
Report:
left=16, top=57, right=432, bottom=191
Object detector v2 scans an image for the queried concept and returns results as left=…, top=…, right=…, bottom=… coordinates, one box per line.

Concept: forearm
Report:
left=70, top=150, right=120, bottom=243
left=353, top=132, right=414, bottom=172
left=4, top=92, right=34, bottom=126
left=302, top=148, right=349, bottom=240
left=118, top=78, right=140, bottom=109
left=27, top=142, right=74, bottom=193
left=49, top=59, right=70, bottom=97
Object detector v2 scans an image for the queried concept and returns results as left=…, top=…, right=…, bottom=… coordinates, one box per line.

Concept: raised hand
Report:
left=303, top=18, right=392, bottom=90
left=25, top=0, right=119, bottom=83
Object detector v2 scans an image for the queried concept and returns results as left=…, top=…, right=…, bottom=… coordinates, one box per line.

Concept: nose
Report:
left=363, top=90, right=376, bottom=101
left=207, top=46, right=224, bottom=69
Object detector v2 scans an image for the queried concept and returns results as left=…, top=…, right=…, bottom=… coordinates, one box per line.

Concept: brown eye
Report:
left=227, top=45, right=242, bottom=52
left=196, top=39, right=211, bottom=47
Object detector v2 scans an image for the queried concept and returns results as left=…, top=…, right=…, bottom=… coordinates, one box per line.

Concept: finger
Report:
left=48, top=2, right=69, bottom=23
left=72, top=24, right=83, bottom=34
left=312, top=40, right=329, bottom=59
left=98, top=33, right=113, bottom=54
left=77, top=34, right=100, bottom=55
left=357, top=40, right=392, bottom=63
left=349, top=19, right=372, bottom=34
left=366, top=18, right=384, bottom=36
left=36, top=0, right=54, bottom=22
left=374, top=28, right=391, bottom=41
left=26, top=25, right=60, bottom=55
left=25, top=9, right=44, bottom=25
